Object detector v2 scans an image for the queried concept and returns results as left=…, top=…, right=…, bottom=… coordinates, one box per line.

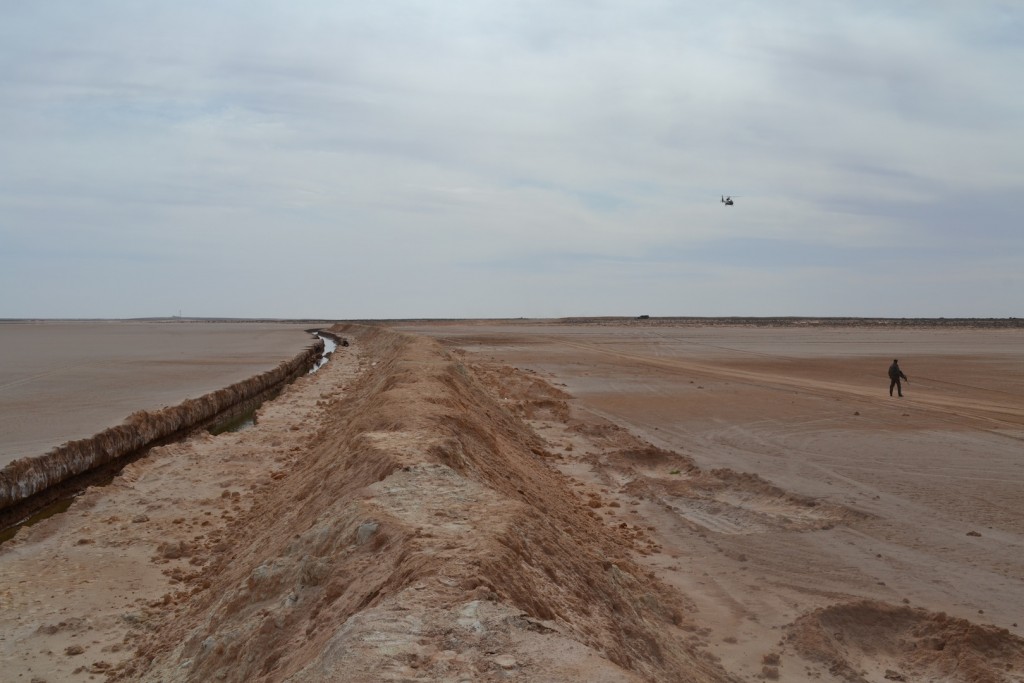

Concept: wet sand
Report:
left=0, top=321, right=319, bottom=467
left=2, top=319, right=1022, bottom=682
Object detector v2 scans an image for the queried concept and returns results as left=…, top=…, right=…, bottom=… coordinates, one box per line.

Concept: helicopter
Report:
left=720, top=195, right=739, bottom=206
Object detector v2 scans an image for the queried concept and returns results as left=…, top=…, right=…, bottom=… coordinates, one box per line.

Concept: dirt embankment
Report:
left=109, top=324, right=736, bottom=682
left=0, top=338, right=324, bottom=522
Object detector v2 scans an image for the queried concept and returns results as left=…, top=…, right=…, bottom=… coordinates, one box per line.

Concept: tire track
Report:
left=548, top=337, right=1024, bottom=434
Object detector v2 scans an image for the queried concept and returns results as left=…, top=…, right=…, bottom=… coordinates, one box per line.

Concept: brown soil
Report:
left=788, top=601, right=1024, bottom=682
left=2, top=319, right=1023, bottom=682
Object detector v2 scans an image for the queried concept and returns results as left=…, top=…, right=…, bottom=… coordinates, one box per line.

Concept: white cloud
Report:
left=1, top=1, right=1021, bottom=317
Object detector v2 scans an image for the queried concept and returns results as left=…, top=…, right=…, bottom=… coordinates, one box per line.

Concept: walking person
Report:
left=888, top=359, right=908, bottom=397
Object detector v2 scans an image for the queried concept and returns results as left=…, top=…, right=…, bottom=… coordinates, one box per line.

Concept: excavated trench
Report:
left=110, top=323, right=736, bottom=683
left=207, top=333, right=339, bottom=436
left=0, top=330, right=341, bottom=540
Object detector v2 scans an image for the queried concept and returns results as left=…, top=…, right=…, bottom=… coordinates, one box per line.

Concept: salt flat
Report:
left=0, top=321, right=318, bottom=466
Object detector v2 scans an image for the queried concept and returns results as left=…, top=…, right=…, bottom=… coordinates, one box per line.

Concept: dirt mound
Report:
left=787, top=600, right=1024, bottom=682
left=114, top=325, right=738, bottom=682
left=592, top=445, right=859, bottom=536
left=476, top=362, right=573, bottom=422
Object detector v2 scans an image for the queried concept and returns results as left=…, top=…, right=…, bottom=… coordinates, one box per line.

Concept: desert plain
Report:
left=1, top=318, right=1023, bottom=682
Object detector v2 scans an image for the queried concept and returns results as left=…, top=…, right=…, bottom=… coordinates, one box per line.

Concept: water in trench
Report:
left=1, top=331, right=339, bottom=543
left=207, top=332, right=338, bottom=435
left=310, top=333, right=339, bottom=373
left=0, top=497, right=75, bottom=545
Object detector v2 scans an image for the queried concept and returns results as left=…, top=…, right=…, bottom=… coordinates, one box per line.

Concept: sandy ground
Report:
left=398, top=320, right=1024, bottom=681
left=2, top=320, right=1023, bottom=682
left=0, top=321, right=319, bottom=466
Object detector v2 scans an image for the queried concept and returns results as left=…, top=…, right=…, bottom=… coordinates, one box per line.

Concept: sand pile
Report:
left=787, top=600, right=1024, bottom=682
left=111, top=324, right=736, bottom=682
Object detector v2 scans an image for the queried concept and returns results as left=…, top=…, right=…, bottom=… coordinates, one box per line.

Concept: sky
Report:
left=1, top=1, right=1022, bottom=319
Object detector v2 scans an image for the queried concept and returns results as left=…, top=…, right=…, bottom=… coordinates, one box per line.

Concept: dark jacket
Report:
left=888, top=362, right=907, bottom=381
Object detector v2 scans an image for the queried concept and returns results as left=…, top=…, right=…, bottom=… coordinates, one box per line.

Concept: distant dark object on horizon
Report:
left=637, top=315, right=650, bottom=319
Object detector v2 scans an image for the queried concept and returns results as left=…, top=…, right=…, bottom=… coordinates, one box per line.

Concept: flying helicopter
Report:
left=720, top=195, right=739, bottom=206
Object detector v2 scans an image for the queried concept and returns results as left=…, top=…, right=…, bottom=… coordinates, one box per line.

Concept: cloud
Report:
left=1, top=1, right=1021, bottom=318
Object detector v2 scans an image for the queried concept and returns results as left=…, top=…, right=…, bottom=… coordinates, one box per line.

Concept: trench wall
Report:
left=0, top=339, right=324, bottom=514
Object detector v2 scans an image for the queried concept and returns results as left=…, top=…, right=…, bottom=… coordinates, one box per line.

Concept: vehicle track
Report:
left=548, top=337, right=1024, bottom=434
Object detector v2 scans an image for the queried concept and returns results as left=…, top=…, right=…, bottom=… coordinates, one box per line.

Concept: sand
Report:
left=1, top=319, right=1022, bottom=682
left=397, top=320, right=1024, bottom=679
left=0, top=321, right=319, bottom=467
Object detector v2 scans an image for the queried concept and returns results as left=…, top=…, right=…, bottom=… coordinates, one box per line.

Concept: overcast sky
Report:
left=2, top=1, right=1021, bottom=319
